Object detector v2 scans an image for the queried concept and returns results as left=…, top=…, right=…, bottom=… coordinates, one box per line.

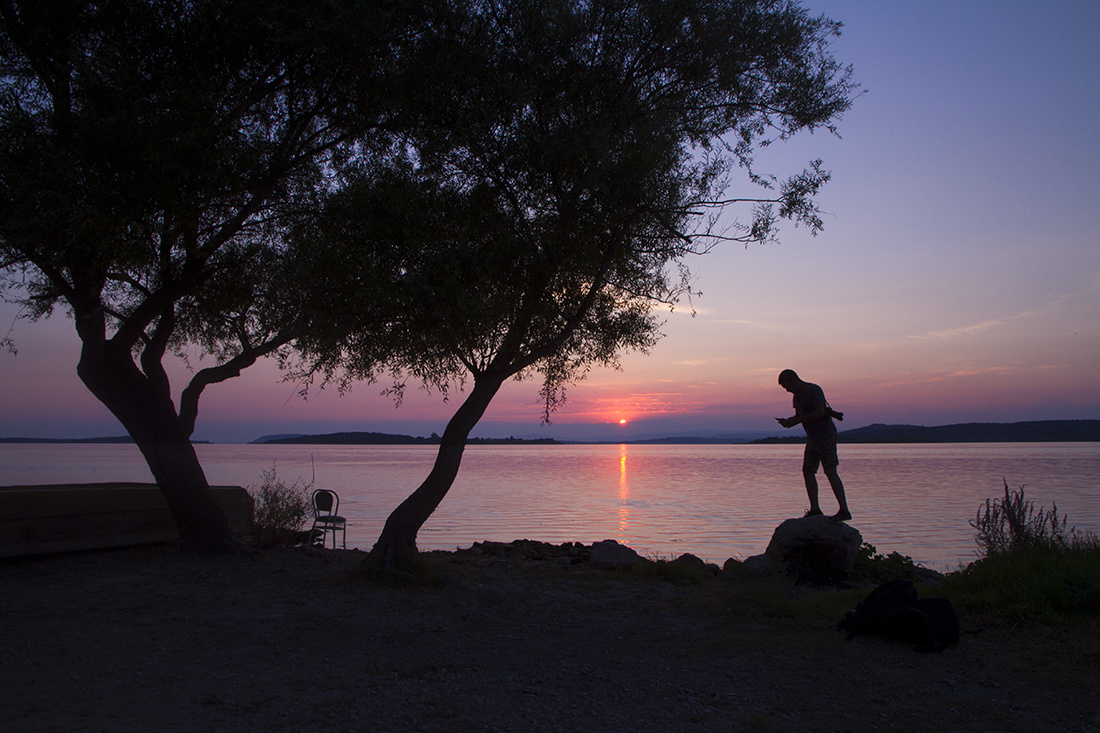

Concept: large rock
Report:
left=590, top=539, right=645, bottom=569
left=763, top=515, right=863, bottom=581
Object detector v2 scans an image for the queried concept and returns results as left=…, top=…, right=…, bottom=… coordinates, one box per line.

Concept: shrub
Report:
left=248, top=464, right=313, bottom=548
left=970, top=479, right=1086, bottom=555
left=949, top=480, right=1100, bottom=623
left=850, top=542, right=922, bottom=583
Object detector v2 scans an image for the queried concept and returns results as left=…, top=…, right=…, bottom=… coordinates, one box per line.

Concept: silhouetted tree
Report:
left=0, top=0, right=418, bottom=551
left=291, top=0, right=857, bottom=567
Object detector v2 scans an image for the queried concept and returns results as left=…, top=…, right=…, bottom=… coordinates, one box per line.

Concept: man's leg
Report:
left=803, top=446, right=822, bottom=516
left=823, top=464, right=851, bottom=521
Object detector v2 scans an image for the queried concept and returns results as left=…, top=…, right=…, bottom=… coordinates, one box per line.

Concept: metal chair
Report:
left=309, top=489, right=346, bottom=549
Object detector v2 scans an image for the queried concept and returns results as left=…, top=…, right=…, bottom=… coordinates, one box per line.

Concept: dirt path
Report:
left=2, top=543, right=1097, bottom=732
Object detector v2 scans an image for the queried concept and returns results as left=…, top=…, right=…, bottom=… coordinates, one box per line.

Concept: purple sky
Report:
left=2, top=1, right=1099, bottom=443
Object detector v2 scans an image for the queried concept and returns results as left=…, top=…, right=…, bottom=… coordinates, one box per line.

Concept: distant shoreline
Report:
left=2, top=419, right=1098, bottom=444
left=0, top=436, right=211, bottom=445
left=254, top=432, right=560, bottom=446
left=751, top=419, right=1100, bottom=444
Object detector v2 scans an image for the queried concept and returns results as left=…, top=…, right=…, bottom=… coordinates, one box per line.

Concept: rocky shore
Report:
left=2, top=540, right=1097, bottom=731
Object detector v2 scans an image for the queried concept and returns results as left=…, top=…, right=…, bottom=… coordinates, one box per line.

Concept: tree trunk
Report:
left=370, top=374, right=505, bottom=568
left=76, top=338, right=237, bottom=554
left=134, top=434, right=238, bottom=554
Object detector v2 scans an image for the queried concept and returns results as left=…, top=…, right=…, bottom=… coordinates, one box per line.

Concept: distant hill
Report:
left=250, top=434, right=305, bottom=444
left=752, top=420, right=1100, bottom=444
left=255, top=431, right=559, bottom=445
left=258, top=431, right=774, bottom=446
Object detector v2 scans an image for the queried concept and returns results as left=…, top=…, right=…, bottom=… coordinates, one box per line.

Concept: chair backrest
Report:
left=312, top=489, right=339, bottom=516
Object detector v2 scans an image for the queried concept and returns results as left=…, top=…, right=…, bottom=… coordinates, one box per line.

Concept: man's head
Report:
left=778, top=369, right=802, bottom=393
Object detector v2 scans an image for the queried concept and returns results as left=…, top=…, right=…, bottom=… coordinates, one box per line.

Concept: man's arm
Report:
left=776, top=402, right=828, bottom=429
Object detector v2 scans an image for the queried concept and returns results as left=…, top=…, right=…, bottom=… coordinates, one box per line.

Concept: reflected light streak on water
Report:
left=2, top=442, right=1098, bottom=571
left=618, top=444, right=628, bottom=538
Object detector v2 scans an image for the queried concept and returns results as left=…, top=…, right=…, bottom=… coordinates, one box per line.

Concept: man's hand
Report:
left=776, top=417, right=797, bottom=429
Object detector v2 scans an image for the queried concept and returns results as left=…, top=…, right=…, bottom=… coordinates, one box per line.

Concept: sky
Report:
left=2, top=1, right=1099, bottom=443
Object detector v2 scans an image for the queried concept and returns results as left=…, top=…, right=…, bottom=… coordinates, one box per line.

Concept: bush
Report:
left=970, top=479, right=1073, bottom=555
left=248, top=464, right=313, bottom=548
left=948, top=480, right=1100, bottom=623
left=850, top=542, right=922, bottom=583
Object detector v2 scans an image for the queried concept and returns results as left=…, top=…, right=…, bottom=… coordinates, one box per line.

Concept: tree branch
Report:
left=178, top=331, right=293, bottom=438
left=139, top=304, right=175, bottom=396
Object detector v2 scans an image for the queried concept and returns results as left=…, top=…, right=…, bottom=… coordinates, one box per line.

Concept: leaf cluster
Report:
left=0, top=0, right=419, bottom=430
left=289, top=0, right=856, bottom=419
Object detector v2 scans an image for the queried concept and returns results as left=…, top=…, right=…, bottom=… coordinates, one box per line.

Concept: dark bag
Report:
left=839, top=579, right=959, bottom=653
left=838, top=579, right=917, bottom=636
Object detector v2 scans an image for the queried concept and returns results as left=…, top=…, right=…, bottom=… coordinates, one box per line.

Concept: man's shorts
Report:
left=803, top=437, right=839, bottom=472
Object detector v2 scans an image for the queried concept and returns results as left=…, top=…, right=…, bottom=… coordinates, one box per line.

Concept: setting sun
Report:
left=619, top=419, right=627, bottom=424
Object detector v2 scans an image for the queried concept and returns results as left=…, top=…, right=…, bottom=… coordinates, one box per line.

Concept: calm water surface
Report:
left=3, top=442, right=1098, bottom=571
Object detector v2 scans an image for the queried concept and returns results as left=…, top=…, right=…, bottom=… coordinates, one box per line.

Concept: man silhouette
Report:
left=776, top=369, right=851, bottom=521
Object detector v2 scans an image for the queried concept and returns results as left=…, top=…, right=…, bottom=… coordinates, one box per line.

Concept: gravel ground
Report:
left=2, top=541, right=1098, bottom=732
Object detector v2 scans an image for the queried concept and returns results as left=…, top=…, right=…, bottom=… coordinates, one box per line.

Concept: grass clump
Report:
left=944, top=544, right=1100, bottom=624
left=946, top=480, right=1100, bottom=624
left=248, top=463, right=313, bottom=548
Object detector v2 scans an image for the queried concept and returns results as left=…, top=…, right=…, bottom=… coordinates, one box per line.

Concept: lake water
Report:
left=3, top=442, right=1098, bottom=571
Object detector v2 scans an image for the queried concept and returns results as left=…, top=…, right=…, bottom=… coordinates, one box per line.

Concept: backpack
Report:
left=838, top=579, right=959, bottom=653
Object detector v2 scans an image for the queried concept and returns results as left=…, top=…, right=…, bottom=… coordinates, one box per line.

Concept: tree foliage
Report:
left=0, top=0, right=416, bottom=550
left=289, top=0, right=857, bottom=565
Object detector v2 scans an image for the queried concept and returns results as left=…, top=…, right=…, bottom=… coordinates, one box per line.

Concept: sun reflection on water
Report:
left=618, top=443, right=629, bottom=536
